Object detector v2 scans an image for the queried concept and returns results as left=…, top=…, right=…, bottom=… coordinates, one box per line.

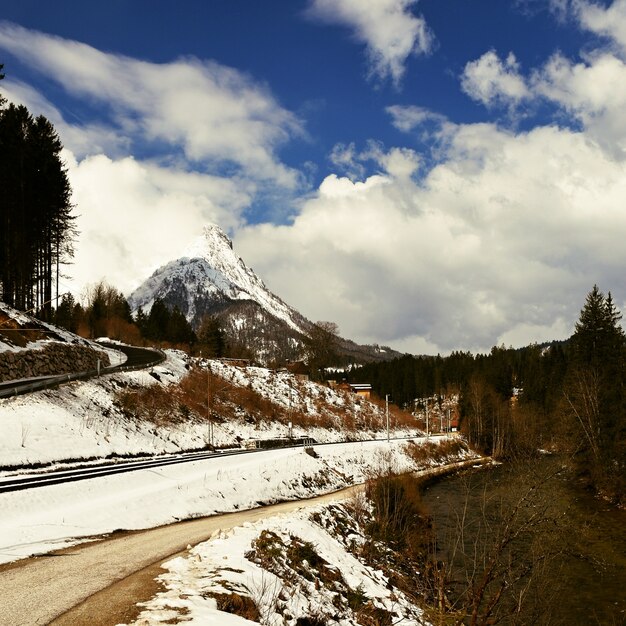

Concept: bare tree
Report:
left=431, top=461, right=567, bottom=625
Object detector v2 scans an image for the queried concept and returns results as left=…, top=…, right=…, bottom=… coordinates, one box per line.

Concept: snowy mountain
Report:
left=127, top=225, right=310, bottom=361
left=129, top=225, right=306, bottom=330
left=128, top=224, right=401, bottom=364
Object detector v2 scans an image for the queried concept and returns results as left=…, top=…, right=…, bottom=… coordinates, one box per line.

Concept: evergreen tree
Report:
left=55, top=292, right=78, bottom=333
left=166, top=305, right=196, bottom=345
left=0, top=95, right=75, bottom=315
left=566, top=285, right=626, bottom=501
left=145, top=298, right=170, bottom=341
left=197, top=315, right=226, bottom=357
left=135, top=307, right=148, bottom=336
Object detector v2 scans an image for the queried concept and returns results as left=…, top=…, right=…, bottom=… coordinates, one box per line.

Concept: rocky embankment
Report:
left=0, top=343, right=110, bottom=382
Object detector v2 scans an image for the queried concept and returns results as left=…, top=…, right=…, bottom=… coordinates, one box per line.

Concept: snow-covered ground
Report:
left=0, top=327, right=476, bottom=625
left=0, top=438, right=474, bottom=566
left=127, top=501, right=430, bottom=626
left=0, top=349, right=419, bottom=468
left=0, top=345, right=463, bottom=565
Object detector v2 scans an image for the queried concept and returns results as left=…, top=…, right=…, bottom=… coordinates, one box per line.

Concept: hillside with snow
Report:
left=0, top=314, right=473, bottom=625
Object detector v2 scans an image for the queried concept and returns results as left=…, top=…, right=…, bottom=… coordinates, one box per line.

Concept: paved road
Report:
left=0, top=457, right=488, bottom=626
left=0, top=343, right=164, bottom=398
left=0, top=488, right=356, bottom=626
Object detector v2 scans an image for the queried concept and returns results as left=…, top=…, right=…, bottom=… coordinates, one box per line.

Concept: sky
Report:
left=1, top=0, right=626, bottom=355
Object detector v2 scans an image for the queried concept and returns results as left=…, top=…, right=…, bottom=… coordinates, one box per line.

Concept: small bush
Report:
left=210, top=592, right=261, bottom=622
left=404, top=438, right=468, bottom=465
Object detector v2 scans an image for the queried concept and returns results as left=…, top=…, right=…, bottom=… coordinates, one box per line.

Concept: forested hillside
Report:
left=349, top=286, right=626, bottom=504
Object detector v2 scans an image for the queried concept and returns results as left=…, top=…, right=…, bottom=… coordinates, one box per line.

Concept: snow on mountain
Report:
left=128, top=224, right=308, bottom=335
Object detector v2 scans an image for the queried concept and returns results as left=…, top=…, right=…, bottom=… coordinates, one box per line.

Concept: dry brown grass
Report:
left=368, top=395, right=416, bottom=429
left=208, top=592, right=261, bottom=622
left=114, top=364, right=414, bottom=439
left=403, top=438, right=469, bottom=466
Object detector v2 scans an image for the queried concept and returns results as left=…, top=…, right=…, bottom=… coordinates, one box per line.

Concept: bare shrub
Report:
left=403, top=438, right=469, bottom=466
left=209, top=592, right=260, bottom=622
left=369, top=395, right=416, bottom=429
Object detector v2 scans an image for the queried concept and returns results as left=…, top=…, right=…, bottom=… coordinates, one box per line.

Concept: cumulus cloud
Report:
left=65, top=151, right=253, bottom=297
left=461, top=40, right=626, bottom=158
left=307, top=0, right=433, bottom=85
left=576, top=0, right=626, bottom=54
left=532, top=51, right=626, bottom=156
left=461, top=51, right=530, bottom=107
left=0, top=22, right=302, bottom=185
left=235, top=125, right=626, bottom=353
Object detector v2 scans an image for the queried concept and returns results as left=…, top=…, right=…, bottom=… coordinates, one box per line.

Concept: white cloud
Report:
left=461, top=42, right=626, bottom=158
left=307, top=0, right=432, bottom=85
left=328, top=142, right=366, bottom=180
left=65, top=151, right=253, bottom=298
left=577, top=0, right=626, bottom=54
left=235, top=125, right=626, bottom=353
left=0, top=78, right=132, bottom=158
left=531, top=51, right=626, bottom=156
left=386, top=104, right=447, bottom=132
left=0, top=22, right=302, bottom=186
left=329, top=140, right=421, bottom=180
left=461, top=51, right=530, bottom=107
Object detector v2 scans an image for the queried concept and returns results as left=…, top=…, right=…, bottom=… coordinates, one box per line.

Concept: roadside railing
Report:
left=0, top=347, right=166, bottom=399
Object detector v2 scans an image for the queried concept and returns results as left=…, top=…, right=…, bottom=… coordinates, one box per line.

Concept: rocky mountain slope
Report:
left=128, top=225, right=400, bottom=365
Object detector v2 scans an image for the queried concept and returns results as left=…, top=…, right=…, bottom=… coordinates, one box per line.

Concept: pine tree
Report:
left=197, top=315, right=226, bottom=357
left=566, top=285, right=626, bottom=501
left=0, top=98, right=75, bottom=315
left=55, top=292, right=78, bottom=333
left=145, top=298, right=170, bottom=342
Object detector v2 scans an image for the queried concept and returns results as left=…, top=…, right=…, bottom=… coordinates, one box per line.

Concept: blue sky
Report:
left=1, top=0, right=625, bottom=354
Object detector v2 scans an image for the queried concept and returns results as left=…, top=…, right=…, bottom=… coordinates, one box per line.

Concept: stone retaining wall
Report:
left=0, top=343, right=111, bottom=383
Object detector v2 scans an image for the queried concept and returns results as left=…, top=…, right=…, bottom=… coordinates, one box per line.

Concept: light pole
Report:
left=385, top=394, right=390, bottom=443
left=207, top=364, right=213, bottom=448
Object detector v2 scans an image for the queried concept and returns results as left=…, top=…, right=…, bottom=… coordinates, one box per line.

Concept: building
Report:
left=338, top=382, right=372, bottom=399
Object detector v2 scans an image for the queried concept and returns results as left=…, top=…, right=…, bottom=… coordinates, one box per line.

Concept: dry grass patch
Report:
left=403, top=438, right=470, bottom=466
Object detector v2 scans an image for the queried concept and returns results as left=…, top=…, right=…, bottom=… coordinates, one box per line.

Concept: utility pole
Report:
left=385, top=394, right=390, bottom=443
left=207, top=364, right=213, bottom=449
left=425, top=399, right=429, bottom=439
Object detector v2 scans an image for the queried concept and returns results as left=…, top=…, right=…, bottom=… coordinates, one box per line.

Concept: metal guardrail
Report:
left=0, top=347, right=166, bottom=399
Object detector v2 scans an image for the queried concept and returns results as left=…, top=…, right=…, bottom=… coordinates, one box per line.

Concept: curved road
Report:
left=0, top=487, right=356, bottom=626
left=0, top=343, right=164, bottom=399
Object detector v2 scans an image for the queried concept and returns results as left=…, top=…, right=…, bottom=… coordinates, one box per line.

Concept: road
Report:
left=0, top=487, right=356, bottom=626
left=0, top=343, right=164, bottom=399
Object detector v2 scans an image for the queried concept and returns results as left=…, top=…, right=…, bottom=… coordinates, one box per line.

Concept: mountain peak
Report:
left=129, top=223, right=308, bottom=339
left=184, top=224, right=234, bottom=261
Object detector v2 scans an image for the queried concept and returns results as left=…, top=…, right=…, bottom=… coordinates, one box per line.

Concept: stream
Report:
left=421, top=457, right=626, bottom=625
